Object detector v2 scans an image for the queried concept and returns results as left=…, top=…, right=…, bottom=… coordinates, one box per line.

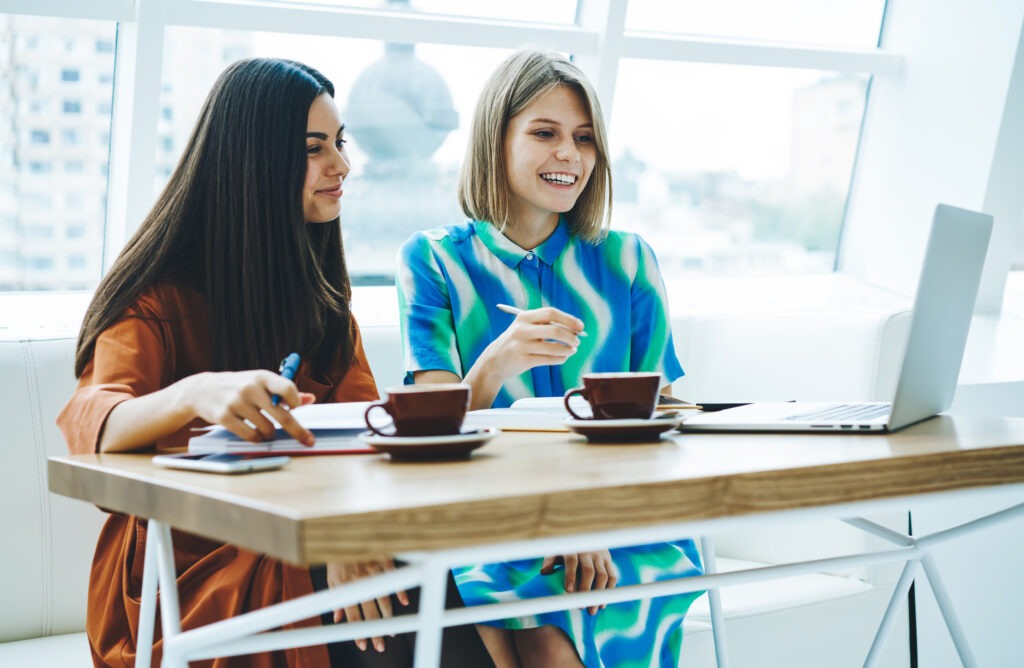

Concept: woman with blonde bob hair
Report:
left=458, top=48, right=612, bottom=242
left=397, top=49, right=702, bottom=667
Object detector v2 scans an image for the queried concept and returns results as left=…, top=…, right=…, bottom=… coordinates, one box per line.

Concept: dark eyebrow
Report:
left=306, top=124, right=345, bottom=141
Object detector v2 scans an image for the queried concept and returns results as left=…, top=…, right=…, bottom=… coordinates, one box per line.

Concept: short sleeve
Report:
left=57, top=299, right=172, bottom=454
left=629, top=235, right=684, bottom=385
left=396, top=233, right=462, bottom=381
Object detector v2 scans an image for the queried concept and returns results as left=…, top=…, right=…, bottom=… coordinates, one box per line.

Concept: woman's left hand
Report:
left=327, top=559, right=410, bottom=652
left=541, top=551, right=618, bottom=615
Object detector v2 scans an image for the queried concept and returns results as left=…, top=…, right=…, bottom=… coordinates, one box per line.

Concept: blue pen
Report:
left=272, top=353, right=301, bottom=406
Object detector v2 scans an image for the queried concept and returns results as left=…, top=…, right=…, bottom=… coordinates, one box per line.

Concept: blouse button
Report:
left=525, top=252, right=535, bottom=261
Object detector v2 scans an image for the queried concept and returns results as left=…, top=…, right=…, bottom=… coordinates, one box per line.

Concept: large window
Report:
left=610, top=62, right=869, bottom=276
left=625, top=0, right=885, bottom=48
left=158, top=27, right=511, bottom=281
left=1, top=0, right=898, bottom=292
left=0, top=14, right=115, bottom=291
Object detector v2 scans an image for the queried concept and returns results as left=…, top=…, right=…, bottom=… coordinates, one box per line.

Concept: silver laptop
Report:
left=681, top=203, right=993, bottom=433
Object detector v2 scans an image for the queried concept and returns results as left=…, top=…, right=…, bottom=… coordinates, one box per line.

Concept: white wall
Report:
left=841, top=0, right=1024, bottom=311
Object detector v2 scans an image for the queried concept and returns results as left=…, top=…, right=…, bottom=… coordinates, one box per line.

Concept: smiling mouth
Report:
left=540, top=173, right=578, bottom=186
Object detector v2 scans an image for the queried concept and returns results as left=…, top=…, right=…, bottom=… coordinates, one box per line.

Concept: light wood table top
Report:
left=48, top=415, right=1024, bottom=565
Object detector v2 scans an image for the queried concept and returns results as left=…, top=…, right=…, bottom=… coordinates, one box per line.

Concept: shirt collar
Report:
left=475, top=216, right=571, bottom=269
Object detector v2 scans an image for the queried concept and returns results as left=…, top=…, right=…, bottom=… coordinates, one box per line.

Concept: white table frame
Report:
left=134, top=484, right=1024, bottom=668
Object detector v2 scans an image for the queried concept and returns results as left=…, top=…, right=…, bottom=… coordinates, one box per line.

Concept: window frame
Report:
left=3, top=0, right=1022, bottom=316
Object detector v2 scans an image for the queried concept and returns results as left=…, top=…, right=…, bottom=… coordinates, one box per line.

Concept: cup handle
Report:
left=364, top=402, right=395, bottom=436
left=564, top=387, right=590, bottom=420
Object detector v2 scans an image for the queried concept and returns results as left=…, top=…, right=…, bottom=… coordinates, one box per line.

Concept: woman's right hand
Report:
left=98, top=369, right=316, bottom=452
left=469, top=306, right=583, bottom=390
left=186, top=370, right=316, bottom=445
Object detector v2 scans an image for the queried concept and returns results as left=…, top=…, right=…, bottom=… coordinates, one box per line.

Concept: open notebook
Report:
left=681, top=203, right=993, bottom=433
left=189, top=402, right=375, bottom=454
left=464, top=396, right=581, bottom=432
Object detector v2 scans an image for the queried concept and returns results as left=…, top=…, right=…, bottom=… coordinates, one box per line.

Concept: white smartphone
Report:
left=152, top=452, right=291, bottom=474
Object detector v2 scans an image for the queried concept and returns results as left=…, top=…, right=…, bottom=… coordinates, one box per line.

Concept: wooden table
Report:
left=49, top=415, right=1024, bottom=667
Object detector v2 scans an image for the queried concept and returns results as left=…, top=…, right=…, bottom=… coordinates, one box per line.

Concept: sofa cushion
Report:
left=0, top=632, right=91, bottom=667
left=709, top=512, right=909, bottom=584
left=671, top=309, right=911, bottom=402
left=687, top=557, right=871, bottom=621
left=0, top=339, right=106, bottom=643
left=684, top=557, right=907, bottom=668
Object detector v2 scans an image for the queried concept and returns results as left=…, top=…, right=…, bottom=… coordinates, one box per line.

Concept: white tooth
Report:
left=542, top=173, right=576, bottom=185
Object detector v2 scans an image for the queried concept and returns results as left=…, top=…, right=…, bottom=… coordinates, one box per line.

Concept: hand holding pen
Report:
left=483, top=304, right=585, bottom=370
left=272, top=352, right=301, bottom=406
left=496, top=304, right=588, bottom=338
left=184, top=363, right=315, bottom=446
left=266, top=353, right=315, bottom=446
left=458, top=305, right=586, bottom=410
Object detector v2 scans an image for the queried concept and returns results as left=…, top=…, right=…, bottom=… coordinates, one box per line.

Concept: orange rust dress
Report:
left=57, top=283, right=380, bottom=667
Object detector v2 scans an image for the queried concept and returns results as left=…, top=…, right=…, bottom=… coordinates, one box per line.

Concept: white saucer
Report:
left=360, top=427, right=499, bottom=446
left=360, top=427, right=499, bottom=460
left=564, top=417, right=679, bottom=429
left=564, top=416, right=682, bottom=442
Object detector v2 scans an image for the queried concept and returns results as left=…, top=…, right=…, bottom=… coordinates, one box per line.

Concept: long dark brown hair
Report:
left=75, top=58, right=354, bottom=377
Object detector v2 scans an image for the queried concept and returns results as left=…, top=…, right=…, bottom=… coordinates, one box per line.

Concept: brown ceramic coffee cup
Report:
left=364, top=384, right=471, bottom=437
left=563, top=372, right=662, bottom=420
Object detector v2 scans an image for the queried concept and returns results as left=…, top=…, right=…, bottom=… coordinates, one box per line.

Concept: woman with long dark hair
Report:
left=59, top=58, right=487, bottom=668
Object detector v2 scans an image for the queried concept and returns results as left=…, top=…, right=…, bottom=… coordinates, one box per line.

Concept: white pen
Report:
left=496, top=303, right=588, bottom=337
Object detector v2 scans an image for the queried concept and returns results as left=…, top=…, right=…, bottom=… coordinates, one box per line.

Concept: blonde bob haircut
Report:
left=458, top=48, right=612, bottom=242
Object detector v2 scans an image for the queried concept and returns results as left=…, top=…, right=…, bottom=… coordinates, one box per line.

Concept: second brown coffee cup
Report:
left=563, top=372, right=662, bottom=420
left=364, top=384, right=471, bottom=437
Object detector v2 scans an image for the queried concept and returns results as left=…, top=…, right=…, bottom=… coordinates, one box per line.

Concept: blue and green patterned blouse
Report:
left=397, top=217, right=684, bottom=406
left=397, top=218, right=701, bottom=668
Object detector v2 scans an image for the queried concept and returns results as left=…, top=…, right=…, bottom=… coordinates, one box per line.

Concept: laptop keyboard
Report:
left=785, top=403, right=890, bottom=422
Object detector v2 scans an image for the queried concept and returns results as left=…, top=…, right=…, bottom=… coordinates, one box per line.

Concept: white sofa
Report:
left=0, top=336, right=104, bottom=666
left=1, top=296, right=915, bottom=667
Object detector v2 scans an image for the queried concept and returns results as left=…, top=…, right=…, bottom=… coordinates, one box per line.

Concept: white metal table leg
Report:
left=920, top=552, right=978, bottom=667
left=151, top=520, right=187, bottom=668
left=864, top=558, right=919, bottom=666
left=135, top=518, right=160, bottom=668
left=846, top=507, right=1024, bottom=668
left=700, top=535, right=731, bottom=668
left=412, top=557, right=449, bottom=668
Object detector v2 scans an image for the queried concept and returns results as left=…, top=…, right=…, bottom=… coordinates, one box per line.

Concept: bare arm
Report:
left=98, top=370, right=314, bottom=453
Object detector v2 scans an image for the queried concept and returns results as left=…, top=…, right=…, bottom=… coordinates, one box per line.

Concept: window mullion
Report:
left=574, top=0, right=628, bottom=124
left=104, top=0, right=167, bottom=269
